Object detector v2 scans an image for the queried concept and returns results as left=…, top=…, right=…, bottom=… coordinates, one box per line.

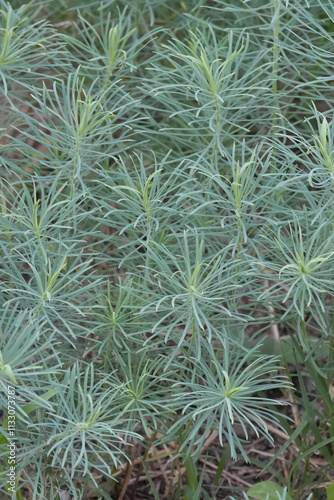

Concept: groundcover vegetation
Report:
left=0, top=0, right=334, bottom=498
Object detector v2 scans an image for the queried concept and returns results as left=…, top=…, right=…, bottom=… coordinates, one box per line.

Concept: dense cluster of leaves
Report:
left=0, top=0, right=334, bottom=499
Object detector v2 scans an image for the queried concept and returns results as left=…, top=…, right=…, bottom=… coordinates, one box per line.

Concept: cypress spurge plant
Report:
left=1, top=0, right=334, bottom=499
left=64, top=9, right=138, bottom=89
left=256, top=217, right=334, bottom=335
left=167, top=340, right=292, bottom=462
left=0, top=0, right=68, bottom=95
left=133, top=232, right=247, bottom=361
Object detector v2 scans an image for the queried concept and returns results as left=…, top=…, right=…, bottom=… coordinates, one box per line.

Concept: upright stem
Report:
left=70, top=141, right=80, bottom=200
left=272, top=0, right=281, bottom=139
left=211, top=94, right=221, bottom=171
left=300, top=318, right=310, bottom=353
left=327, top=310, right=334, bottom=386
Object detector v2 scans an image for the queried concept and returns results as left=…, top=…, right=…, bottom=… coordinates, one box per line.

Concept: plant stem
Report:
left=272, top=0, right=281, bottom=139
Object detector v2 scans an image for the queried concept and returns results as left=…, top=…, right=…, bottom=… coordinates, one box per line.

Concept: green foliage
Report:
left=247, top=481, right=293, bottom=500
left=168, top=341, right=291, bottom=460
